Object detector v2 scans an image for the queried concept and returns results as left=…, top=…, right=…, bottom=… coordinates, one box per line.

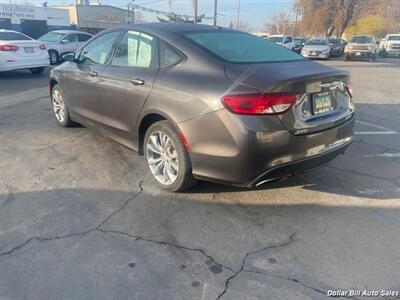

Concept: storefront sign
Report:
left=97, top=13, right=123, bottom=24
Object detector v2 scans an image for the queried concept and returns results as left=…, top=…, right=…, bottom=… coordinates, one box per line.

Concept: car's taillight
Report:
left=221, top=93, right=298, bottom=115
left=345, top=84, right=353, bottom=98
left=39, top=44, right=46, bottom=50
left=0, top=44, right=19, bottom=52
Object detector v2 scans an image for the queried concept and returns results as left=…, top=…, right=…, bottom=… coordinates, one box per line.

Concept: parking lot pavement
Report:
left=0, top=59, right=399, bottom=300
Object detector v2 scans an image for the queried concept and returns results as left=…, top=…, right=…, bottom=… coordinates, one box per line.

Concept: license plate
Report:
left=24, top=47, right=34, bottom=53
left=356, top=52, right=361, bottom=56
left=312, top=92, right=334, bottom=115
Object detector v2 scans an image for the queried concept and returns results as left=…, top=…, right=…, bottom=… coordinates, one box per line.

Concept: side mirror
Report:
left=61, top=39, right=70, bottom=44
left=301, top=42, right=305, bottom=46
left=60, top=52, right=75, bottom=62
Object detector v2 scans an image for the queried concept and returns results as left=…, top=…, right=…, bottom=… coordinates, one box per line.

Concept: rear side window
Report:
left=184, top=31, right=303, bottom=63
left=159, top=41, right=181, bottom=68
left=78, top=34, right=91, bottom=42
left=112, top=31, right=157, bottom=68
left=0, top=32, right=31, bottom=41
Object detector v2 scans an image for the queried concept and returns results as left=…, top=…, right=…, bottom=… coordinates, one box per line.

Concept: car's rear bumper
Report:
left=179, top=109, right=355, bottom=187
left=0, top=55, right=49, bottom=72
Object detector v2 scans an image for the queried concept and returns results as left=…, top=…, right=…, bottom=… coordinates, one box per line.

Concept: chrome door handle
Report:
left=88, top=71, right=98, bottom=77
left=130, top=78, right=145, bottom=86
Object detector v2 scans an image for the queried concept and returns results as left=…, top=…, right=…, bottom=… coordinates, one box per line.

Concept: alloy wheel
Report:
left=146, top=131, right=179, bottom=185
left=52, top=88, right=65, bottom=123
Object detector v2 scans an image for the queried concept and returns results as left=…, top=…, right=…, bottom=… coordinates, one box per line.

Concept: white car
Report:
left=268, top=35, right=295, bottom=50
left=39, top=30, right=93, bottom=65
left=301, top=38, right=331, bottom=60
left=0, top=30, right=49, bottom=74
left=379, top=34, right=400, bottom=57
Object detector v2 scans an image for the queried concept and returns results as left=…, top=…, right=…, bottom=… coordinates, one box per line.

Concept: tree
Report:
left=346, top=15, right=387, bottom=38
left=157, top=13, right=204, bottom=23
left=263, top=12, right=294, bottom=35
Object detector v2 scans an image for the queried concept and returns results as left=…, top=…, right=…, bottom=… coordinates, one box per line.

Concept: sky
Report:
left=3, top=0, right=293, bottom=30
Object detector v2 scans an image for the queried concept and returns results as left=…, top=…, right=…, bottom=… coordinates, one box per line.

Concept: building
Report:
left=0, top=4, right=73, bottom=38
left=53, top=4, right=131, bottom=35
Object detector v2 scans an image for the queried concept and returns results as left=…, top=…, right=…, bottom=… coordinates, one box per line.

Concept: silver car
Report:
left=39, top=30, right=92, bottom=65
left=301, top=38, right=331, bottom=60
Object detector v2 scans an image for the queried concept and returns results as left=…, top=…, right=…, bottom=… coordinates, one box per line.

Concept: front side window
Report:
left=112, top=31, right=156, bottom=68
left=268, top=36, right=284, bottom=43
left=184, top=31, right=303, bottom=63
left=0, top=31, right=31, bottom=41
left=160, top=41, right=181, bottom=68
left=39, top=32, right=64, bottom=42
left=78, top=31, right=120, bottom=65
left=285, top=37, right=292, bottom=43
left=65, top=34, right=78, bottom=43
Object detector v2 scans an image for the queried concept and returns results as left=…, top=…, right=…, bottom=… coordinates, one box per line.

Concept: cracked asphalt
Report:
left=0, top=58, right=399, bottom=300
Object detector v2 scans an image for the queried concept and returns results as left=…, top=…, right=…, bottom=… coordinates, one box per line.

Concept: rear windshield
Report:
left=0, top=32, right=31, bottom=41
left=306, top=39, right=328, bottom=46
left=183, top=31, right=303, bottom=63
left=39, top=32, right=65, bottom=42
left=350, top=36, right=374, bottom=43
left=387, top=35, right=400, bottom=41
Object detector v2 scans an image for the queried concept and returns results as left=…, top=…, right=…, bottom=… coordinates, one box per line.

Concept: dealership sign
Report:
left=0, top=4, right=46, bottom=23
left=97, top=13, right=123, bottom=24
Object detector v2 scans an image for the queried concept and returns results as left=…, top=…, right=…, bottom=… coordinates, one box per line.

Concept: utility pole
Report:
left=213, top=0, right=218, bottom=26
left=194, top=0, right=198, bottom=24
left=236, top=0, right=240, bottom=30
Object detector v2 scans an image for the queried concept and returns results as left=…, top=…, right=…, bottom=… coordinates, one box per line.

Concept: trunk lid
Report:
left=224, top=60, right=354, bottom=135
left=0, top=40, right=45, bottom=57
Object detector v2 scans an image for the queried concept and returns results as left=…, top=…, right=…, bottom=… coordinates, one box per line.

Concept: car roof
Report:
left=48, top=30, right=92, bottom=35
left=111, top=23, right=230, bottom=33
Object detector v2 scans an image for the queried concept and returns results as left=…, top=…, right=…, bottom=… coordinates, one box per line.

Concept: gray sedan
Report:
left=49, top=23, right=354, bottom=191
left=301, top=38, right=331, bottom=59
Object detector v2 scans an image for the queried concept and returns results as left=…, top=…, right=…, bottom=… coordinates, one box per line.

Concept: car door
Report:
left=64, top=30, right=122, bottom=124
left=62, top=33, right=79, bottom=52
left=97, top=30, right=159, bottom=139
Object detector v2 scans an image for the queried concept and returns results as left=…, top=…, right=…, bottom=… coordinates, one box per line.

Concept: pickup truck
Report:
left=379, top=34, right=400, bottom=57
left=268, top=35, right=295, bottom=50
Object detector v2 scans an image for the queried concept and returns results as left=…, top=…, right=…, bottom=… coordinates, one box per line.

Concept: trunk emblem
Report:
left=318, top=81, right=345, bottom=91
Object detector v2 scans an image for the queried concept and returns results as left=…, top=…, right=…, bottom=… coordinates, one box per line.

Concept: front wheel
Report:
left=49, top=50, right=59, bottom=65
left=51, top=84, right=76, bottom=127
left=145, top=120, right=196, bottom=192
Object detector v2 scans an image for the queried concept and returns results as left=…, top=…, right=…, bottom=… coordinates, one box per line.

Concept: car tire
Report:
left=144, top=120, right=196, bottom=192
left=30, top=67, right=44, bottom=75
left=51, top=84, right=76, bottom=127
left=49, top=50, right=59, bottom=65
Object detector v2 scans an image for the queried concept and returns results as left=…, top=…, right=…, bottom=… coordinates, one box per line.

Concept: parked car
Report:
left=268, top=35, right=295, bottom=50
left=379, top=34, right=400, bottom=57
left=294, top=38, right=307, bottom=53
left=344, top=35, right=377, bottom=61
left=301, top=38, right=331, bottom=59
left=329, top=38, right=347, bottom=56
left=39, top=30, right=93, bottom=65
left=0, top=29, right=49, bottom=74
left=50, top=23, right=355, bottom=191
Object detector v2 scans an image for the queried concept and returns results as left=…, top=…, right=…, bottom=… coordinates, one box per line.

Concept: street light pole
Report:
left=194, top=0, right=198, bottom=24
left=236, top=0, right=240, bottom=30
left=213, top=0, right=217, bottom=26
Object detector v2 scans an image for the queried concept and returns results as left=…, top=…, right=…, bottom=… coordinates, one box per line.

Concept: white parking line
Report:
left=363, top=153, right=400, bottom=158
left=355, top=120, right=398, bottom=135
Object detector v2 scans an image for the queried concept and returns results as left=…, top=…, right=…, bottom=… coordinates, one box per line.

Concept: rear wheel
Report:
left=51, top=84, right=75, bottom=127
left=145, top=120, right=196, bottom=192
left=49, top=50, right=59, bottom=65
left=30, top=67, right=44, bottom=75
